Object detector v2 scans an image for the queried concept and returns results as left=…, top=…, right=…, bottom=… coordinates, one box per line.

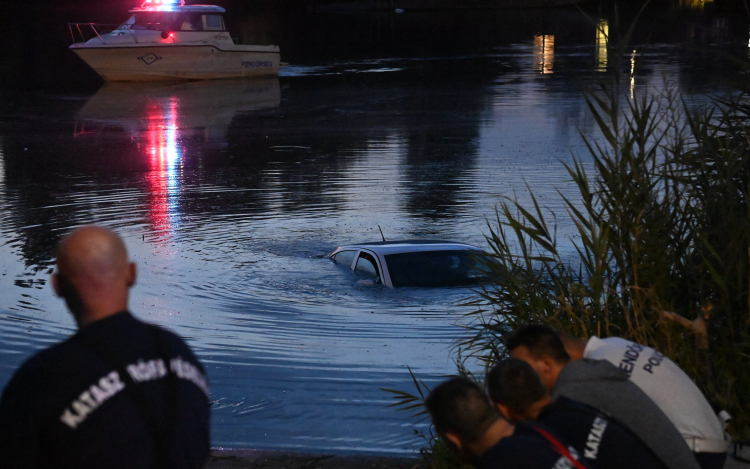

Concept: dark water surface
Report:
left=0, top=1, right=747, bottom=455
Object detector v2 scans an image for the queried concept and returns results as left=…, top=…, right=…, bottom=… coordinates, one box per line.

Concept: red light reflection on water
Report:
left=145, top=97, right=182, bottom=241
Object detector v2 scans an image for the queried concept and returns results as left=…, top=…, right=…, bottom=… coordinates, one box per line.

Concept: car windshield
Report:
left=384, top=250, right=495, bottom=288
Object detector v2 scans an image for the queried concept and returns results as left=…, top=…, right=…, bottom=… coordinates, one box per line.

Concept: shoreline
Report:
left=208, top=449, right=421, bottom=469
left=207, top=448, right=750, bottom=469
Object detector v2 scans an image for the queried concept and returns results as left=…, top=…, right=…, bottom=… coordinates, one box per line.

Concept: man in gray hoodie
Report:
left=506, top=324, right=700, bottom=469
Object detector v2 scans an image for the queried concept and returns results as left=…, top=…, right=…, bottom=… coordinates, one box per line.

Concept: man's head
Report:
left=425, top=377, right=502, bottom=464
left=52, top=226, right=136, bottom=327
left=486, top=358, right=551, bottom=422
left=505, top=324, right=570, bottom=392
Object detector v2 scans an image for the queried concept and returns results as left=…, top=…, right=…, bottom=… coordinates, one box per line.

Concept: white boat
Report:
left=69, top=0, right=280, bottom=81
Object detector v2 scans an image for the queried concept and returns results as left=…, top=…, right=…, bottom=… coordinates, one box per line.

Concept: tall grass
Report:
left=385, top=17, right=750, bottom=464
left=462, top=75, right=750, bottom=439
left=455, top=9, right=750, bottom=439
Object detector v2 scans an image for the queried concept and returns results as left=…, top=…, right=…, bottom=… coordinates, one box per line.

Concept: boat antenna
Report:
left=378, top=225, right=386, bottom=242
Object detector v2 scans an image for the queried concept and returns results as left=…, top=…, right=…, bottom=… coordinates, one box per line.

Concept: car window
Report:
left=332, top=250, right=357, bottom=268
left=355, top=252, right=380, bottom=280
left=384, top=250, right=495, bottom=287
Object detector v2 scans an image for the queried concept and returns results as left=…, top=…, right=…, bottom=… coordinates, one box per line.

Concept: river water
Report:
left=0, top=0, right=746, bottom=455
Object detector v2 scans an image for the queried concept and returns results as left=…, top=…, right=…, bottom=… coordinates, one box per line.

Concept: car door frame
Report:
left=353, top=248, right=393, bottom=287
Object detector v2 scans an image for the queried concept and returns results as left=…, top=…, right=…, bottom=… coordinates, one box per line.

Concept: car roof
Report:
left=336, top=240, right=483, bottom=255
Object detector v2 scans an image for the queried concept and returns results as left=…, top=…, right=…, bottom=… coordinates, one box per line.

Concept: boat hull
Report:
left=71, top=44, right=280, bottom=81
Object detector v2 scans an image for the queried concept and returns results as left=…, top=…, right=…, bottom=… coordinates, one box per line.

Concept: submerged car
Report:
left=327, top=240, right=496, bottom=288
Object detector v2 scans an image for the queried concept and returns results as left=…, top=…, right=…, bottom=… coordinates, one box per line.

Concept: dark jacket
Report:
left=0, top=311, right=210, bottom=469
left=552, top=359, right=699, bottom=469
left=476, top=422, right=593, bottom=469
left=538, top=396, right=667, bottom=469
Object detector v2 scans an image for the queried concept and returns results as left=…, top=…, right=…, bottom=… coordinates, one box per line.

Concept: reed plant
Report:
left=385, top=15, right=750, bottom=465
left=388, top=83, right=750, bottom=463
left=463, top=78, right=750, bottom=439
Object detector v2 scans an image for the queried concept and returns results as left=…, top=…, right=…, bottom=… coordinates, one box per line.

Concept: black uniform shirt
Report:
left=0, top=311, right=210, bottom=469
left=538, top=396, right=667, bottom=469
left=476, top=422, right=591, bottom=469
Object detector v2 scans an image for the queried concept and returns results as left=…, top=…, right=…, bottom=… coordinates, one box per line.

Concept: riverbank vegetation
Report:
left=387, top=16, right=750, bottom=462
left=462, top=16, right=750, bottom=439
left=463, top=72, right=750, bottom=440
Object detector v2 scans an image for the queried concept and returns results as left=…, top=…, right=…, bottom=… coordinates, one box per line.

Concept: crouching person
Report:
left=505, top=324, right=700, bottom=469
left=425, top=377, right=592, bottom=469
left=559, top=331, right=730, bottom=469
left=487, top=358, right=667, bottom=469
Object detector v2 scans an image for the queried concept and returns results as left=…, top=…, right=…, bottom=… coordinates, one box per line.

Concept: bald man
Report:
left=0, top=226, right=210, bottom=469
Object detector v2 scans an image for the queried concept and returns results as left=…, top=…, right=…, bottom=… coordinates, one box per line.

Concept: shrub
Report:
left=462, top=77, right=750, bottom=439
left=386, top=16, right=750, bottom=466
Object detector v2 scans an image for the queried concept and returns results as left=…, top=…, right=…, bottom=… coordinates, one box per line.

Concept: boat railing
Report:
left=68, top=23, right=140, bottom=45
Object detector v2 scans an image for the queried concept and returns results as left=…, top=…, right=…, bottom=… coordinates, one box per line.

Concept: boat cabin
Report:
left=68, top=0, right=281, bottom=81
left=118, top=0, right=227, bottom=33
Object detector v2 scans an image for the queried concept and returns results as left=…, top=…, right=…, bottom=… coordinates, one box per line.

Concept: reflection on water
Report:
left=146, top=97, right=182, bottom=240
left=596, top=19, right=609, bottom=73
left=0, top=139, right=4, bottom=244
left=0, top=139, right=4, bottom=189
left=630, top=49, right=637, bottom=99
left=534, top=35, right=555, bottom=74
left=76, top=79, right=281, bottom=142
left=74, top=79, right=281, bottom=242
left=680, top=0, right=713, bottom=8
left=0, top=4, right=745, bottom=456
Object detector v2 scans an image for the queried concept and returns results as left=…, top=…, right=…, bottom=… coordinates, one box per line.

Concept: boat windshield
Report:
left=119, top=12, right=225, bottom=31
